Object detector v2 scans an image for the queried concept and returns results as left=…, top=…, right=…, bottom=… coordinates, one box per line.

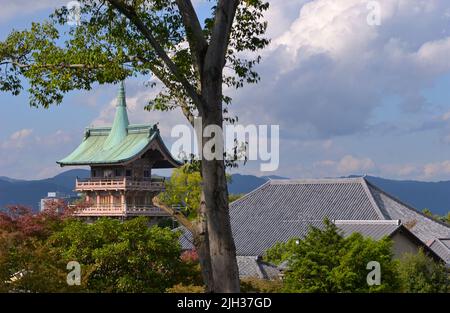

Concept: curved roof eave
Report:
left=57, top=131, right=182, bottom=168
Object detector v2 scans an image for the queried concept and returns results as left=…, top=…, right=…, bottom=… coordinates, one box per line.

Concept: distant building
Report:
left=179, top=177, right=450, bottom=279
left=56, top=82, right=181, bottom=219
left=39, top=191, right=78, bottom=212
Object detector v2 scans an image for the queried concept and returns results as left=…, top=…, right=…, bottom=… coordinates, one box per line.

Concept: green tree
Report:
left=397, top=250, right=449, bottom=293
left=265, top=220, right=400, bottom=293
left=0, top=206, right=201, bottom=292
left=159, top=165, right=237, bottom=219
left=0, top=0, right=270, bottom=292
left=228, top=193, right=244, bottom=203
left=160, top=165, right=203, bottom=219
left=48, top=217, right=201, bottom=292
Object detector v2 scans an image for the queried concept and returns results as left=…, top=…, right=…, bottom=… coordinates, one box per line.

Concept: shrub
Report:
left=240, top=278, right=283, bottom=293
left=398, top=250, right=449, bottom=293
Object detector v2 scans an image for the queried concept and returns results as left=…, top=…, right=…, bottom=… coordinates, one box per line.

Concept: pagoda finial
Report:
left=103, top=81, right=129, bottom=149
left=117, top=80, right=126, bottom=107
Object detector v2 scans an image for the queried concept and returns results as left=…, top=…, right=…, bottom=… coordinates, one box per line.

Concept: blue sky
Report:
left=1, top=0, right=450, bottom=181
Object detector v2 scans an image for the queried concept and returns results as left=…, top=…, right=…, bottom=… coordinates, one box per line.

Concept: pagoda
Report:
left=57, top=82, right=181, bottom=218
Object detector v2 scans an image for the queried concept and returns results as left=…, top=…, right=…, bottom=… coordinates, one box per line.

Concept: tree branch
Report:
left=106, top=0, right=202, bottom=109
left=175, top=0, right=208, bottom=74
left=133, top=54, right=196, bottom=126
left=204, top=0, right=240, bottom=73
left=0, top=60, right=105, bottom=70
left=152, top=196, right=197, bottom=234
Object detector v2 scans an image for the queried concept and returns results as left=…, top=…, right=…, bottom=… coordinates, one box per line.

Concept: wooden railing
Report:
left=75, top=177, right=165, bottom=191
left=72, top=204, right=169, bottom=217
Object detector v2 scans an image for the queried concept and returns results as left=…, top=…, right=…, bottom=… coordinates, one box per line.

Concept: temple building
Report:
left=57, top=82, right=181, bottom=218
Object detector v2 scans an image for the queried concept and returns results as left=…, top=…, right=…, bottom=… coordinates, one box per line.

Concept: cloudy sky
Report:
left=1, top=0, right=450, bottom=181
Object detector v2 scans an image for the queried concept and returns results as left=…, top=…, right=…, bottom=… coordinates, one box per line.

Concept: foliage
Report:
left=397, top=250, right=449, bottom=293
left=166, top=283, right=205, bottom=293
left=160, top=165, right=203, bottom=218
left=328, top=233, right=400, bottom=292
left=0, top=205, right=76, bottom=292
left=0, top=0, right=269, bottom=114
left=240, top=278, right=283, bottom=293
left=0, top=206, right=201, bottom=292
left=265, top=220, right=401, bottom=293
left=0, top=1, right=271, bottom=292
left=228, top=193, right=244, bottom=203
left=263, top=238, right=300, bottom=266
left=48, top=217, right=201, bottom=292
left=422, top=209, right=450, bottom=225
left=159, top=165, right=234, bottom=219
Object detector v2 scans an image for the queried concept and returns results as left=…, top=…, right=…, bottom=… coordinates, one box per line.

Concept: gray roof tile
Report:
left=366, top=181, right=450, bottom=243
left=177, top=177, right=450, bottom=265
left=429, top=239, right=450, bottom=264
left=334, top=220, right=401, bottom=240
left=237, top=256, right=280, bottom=280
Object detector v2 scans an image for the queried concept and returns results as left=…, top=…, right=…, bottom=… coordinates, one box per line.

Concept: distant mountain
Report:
left=227, top=174, right=289, bottom=194
left=365, top=176, right=450, bottom=216
left=0, top=169, right=89, bottom=211
left=1, top=170, right=449, bottom=215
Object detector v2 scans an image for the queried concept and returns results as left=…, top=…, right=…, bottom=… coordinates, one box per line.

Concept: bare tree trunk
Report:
left=200, top=76, right=240, bottom=292
left=152, top=196, right=214, bottom=291
left=193, top=229, right=213, bottom=292
left=193, top=191, right=214, bottom=293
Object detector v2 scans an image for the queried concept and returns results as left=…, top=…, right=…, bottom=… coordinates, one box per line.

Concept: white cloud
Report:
left=422, top=160, right=450, bottom=178
left=10, top=128, right=33, bottom=140
left=92, top=81, right=188, bottom=139
left=337, top=155, right=376, bottom=174
left=0, top=0, right=66, bottom=22
left=0, top=128, right=75, bottom=179
left=230, top=0, right=450, bottom=139
left=1, top=128, right=33, bottom=149
left=379, top=163, right=419, bottom=178
left=313, top=154, right=375, bottom=175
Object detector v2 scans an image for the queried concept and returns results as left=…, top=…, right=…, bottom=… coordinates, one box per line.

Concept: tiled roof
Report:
left=334, top=220, right=401, bottom=240
left=366, top=182, right=450, bottom=243
left=177, top=177, right=450, bottom=265
left=237, top=256, right=280, bottom=280
left=229, top=177, right=450, bottom=258
left=429, top=239, right=450, bottom=265
left=176, top=226, right=194, bottom=250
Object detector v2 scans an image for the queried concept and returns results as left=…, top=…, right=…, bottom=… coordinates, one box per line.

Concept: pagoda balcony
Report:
left=75, top=177, right=165, bottom=192
left=72, top=204, right=170, bottom=217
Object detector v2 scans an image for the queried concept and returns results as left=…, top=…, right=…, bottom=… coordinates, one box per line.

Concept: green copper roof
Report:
left=57, top=82, right=180, bottom=167
left=103, top=81, right=129, bottom=150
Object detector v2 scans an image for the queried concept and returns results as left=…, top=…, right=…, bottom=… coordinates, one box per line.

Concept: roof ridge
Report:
left=268, top=177, right=365, bottom=184
left=333, top=219, right=400, bottom=225
left=229, top=179, right=271, bottom=205
left=364, top=179, right=450, bottom=230
left=360, top=177, right=388, bottom=219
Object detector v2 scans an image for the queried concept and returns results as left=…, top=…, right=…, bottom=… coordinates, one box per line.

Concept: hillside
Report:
left=0, top=170, right=449, bottom=215
left=0, top=169, right=89, bottom=210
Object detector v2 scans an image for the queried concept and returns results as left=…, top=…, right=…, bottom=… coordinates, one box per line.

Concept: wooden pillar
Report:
left=109, top=193, right=114, bottom=210
left=121, top=192, right=126, bottom=213
left=96, top=192, right=100, bottom=209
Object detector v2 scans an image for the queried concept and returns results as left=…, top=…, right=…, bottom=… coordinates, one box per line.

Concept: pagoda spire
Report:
left=103, top=81, right=129, bottom=149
